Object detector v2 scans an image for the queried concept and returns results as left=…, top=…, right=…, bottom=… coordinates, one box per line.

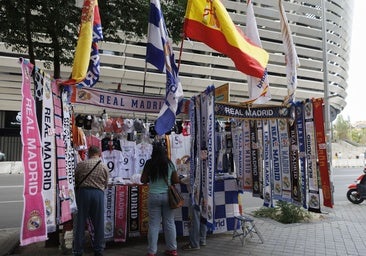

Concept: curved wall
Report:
left=0, top=0, right=354, bottom=117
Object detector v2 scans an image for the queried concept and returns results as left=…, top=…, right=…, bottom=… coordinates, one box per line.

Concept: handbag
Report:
left=164, top=176, right=184, bottom=209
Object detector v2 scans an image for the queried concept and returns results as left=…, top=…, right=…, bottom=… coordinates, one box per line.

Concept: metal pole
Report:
left=321, top=0, right=334, bottom=204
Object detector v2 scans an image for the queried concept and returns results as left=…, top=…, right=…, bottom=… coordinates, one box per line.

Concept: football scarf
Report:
left=304, top=99, right=321, bottom=213
left=61, top=90, right=77, bottom=213
left=37, top=68, right=57, bottom=232
left=200, top=86, right=215, bottom=229
left=192, top=96, right=201, bottom=207
left=295, top=101, right=307, bottom=208
left=128, top=186, right=140, bottom=237
left=270, top=119, right=282, bottom=201
left=312, top=98, right=333, bottom=208
left=250, top=120, right=260, bottom=197
left=20, top=59, right=47, bottom=245
left=138, top=185, right=149, bottom=236
left=289, top=118, right=301, bottom=205
left=104, top=185, right=115, bottom=241
left=262, top=120, right=273, bottom=207
left=189, top=96, right=198, bottom=206
left=53, top=82, right=72, bottom=224
left=278, top=119, right=292, bottom=202
left=242, top=120, right=253, bottom=192
left=232, top=125, right=244, bottom=184
left=256, top=120, right=264, bottom=198
left=114, top=185, right=128, bottom=242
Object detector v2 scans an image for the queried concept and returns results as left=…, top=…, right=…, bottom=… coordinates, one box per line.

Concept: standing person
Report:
left=180, top=175, right=207, bottom=251
left=181, top=204, right=207, bottom=250
left=141, top=142, right=180, bottom=256
left=73, top=145, right=109, bottom=256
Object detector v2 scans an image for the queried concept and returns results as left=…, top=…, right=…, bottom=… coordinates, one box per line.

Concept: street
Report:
left=0, top=167, right=362, bottom=229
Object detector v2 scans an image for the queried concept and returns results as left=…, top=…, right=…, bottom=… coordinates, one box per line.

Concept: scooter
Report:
left=346, top=167, right=366, bottom=204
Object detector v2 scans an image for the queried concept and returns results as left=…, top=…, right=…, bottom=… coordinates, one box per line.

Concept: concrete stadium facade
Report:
left=0, top=0, right=354, bottom=117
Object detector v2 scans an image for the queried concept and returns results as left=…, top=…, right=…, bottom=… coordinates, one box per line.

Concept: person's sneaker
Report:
left=200, top=241, right=207, bottom=246
left=182, top=243, right=200, bottom=251
left=165, top=249, right=179, bottom=256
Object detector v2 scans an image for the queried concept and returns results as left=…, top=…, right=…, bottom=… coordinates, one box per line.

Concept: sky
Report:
left=339, top=0, right=366, bottom=123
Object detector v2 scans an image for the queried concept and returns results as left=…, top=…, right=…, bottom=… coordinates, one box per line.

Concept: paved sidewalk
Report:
left=4, top=202, right=366, bottom=256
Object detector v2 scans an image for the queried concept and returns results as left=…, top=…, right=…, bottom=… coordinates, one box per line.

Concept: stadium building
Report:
left=0, top=0, right=354, bottom=160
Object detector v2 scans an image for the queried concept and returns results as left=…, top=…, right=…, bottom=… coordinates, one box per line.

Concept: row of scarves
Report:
left=217, top=99, right=333, bottom=212
left=20, top=60, right=77, bottom=245
left=20, top=59, right=332, bottom=245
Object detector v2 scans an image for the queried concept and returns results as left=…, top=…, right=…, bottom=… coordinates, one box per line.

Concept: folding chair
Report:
left=232, top=215, right=264, bottom=246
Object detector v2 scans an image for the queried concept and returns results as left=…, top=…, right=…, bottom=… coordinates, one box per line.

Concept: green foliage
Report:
left=333, top=114, right=366, bottom=144
left=0, top=0, right=187, bottom=78
left=253, top=201, right=311, bottom=224
left=99, top=0, right=186, bottom=43
left=333, top=115, right=351, bottom=141
left=0, top=0, right=80, bottom=78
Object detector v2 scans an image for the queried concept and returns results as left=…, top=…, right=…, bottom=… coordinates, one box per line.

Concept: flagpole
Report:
left=177, top=36, right=185, bottom=70
left=143, top=61, right=148, bottom=95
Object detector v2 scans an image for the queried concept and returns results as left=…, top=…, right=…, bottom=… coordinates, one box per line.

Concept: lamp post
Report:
left=321, top=0, right=334, bottom=205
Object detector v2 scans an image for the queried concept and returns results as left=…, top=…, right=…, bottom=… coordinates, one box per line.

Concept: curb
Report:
left=0, top=228, right=20, bottom=256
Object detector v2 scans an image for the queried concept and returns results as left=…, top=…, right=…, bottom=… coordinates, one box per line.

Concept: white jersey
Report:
left=134, top=142, right=153, bottom=175
left=168, top=133, right=191, bottom=176
left=119, top=139, right=136, bottom=179
left=102, top=149, right=123, bottom=178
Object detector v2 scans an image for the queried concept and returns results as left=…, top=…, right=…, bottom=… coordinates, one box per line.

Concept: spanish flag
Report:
left=184, top=0, right=269, bottom=78
left=63, top=0, right=103, bottom=87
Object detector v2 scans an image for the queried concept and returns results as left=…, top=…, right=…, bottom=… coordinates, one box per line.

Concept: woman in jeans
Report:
left=141, top=142, right=180, bottom=256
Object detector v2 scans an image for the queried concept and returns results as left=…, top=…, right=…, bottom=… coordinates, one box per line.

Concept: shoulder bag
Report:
left=164, top=173, right=184, bottom=209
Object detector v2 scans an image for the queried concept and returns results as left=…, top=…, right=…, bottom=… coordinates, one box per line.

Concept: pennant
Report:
left=63, top=0, right=103, bottom=87
left=279, top=0, right=300, bottom=104
left=146, top=0, right=184, bottom=135
left=183, top=0, right=269, bottom=78
left=243, top=0, right=271, bottom=104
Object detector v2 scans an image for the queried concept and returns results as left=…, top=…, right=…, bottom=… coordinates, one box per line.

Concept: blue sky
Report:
left=340, top=1, right=365, bottom=122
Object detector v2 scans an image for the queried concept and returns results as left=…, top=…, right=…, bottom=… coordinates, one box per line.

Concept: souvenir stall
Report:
left=19, top=57, right=333, bottom=247
left=19, top=57, right=244, bottom=246
left=70, top=85, right=241, bottom=238
left=70, top=85, right=190, bottom=241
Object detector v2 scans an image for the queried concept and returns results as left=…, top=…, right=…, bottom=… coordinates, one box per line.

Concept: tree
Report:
left=99, top=0, right=187, bottom=43
left=0, top=0, right=80, bottom=78
left=0, top=0, right=187, bottom=78
left=333, top=115, right=350, bottom=141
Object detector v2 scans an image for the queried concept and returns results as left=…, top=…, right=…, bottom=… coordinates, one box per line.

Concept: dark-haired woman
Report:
left=141, top=142, right=180, bottom=256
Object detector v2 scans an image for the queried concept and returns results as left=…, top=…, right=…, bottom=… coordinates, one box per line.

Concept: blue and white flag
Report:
left=146, top=0, right=184, bottom=135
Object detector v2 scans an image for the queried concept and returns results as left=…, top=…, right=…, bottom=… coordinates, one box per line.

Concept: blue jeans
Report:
left=189, top=204, right=207, bottom=248
left=73, top=188, right=105, bottom=255
left=147, top=192, right=177, bottom=254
